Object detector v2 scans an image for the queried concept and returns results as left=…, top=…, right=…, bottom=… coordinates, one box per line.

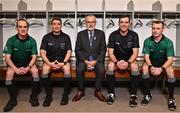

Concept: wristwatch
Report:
left=148, top=65, right=152, bottom=70
left=28, top=65, right=32, bottom=68
left=114, top=61, right=118, bottom=65
left=63, top=61, right=67, bottom=65
left=128, top=61, right=131, bottom=67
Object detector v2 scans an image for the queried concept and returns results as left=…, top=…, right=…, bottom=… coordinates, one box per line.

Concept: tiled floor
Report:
left=0, top=84, right=180, bottom=112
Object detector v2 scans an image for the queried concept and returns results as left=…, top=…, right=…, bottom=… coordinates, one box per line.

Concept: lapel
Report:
left=85, top=29, right=98, bottom=50
left=92, top=29, right=96, bottom=49
left=85, top=29, right=91, bottom=48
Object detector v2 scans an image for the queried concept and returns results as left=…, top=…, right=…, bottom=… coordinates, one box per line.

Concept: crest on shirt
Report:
left=13, top=48, right=18, bottom=51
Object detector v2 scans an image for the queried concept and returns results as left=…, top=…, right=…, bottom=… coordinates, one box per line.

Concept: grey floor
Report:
left=0, top=85, right=180, bottom=112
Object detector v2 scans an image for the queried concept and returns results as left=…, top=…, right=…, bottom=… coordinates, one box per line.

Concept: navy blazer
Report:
left=75, top=29, right=107, bottom=63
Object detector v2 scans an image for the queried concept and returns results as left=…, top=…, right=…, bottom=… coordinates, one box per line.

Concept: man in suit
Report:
left=72, top=15, right=107, bottom=102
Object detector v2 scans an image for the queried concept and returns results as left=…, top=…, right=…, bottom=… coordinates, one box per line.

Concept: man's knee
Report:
left=76, top=62, right=86, bottom=72
left=130, top=62, right=140, bottom=76
left=107, top=61, right=115, bottom=71
left=6, top=67, right=15, bottom=80
left=166, top=66, right=174, bottom=76
left=42, top=63, right=51, bottom=74
left=63, top=64, right=71, bottom=75
left=31, top=65, right=39, bottom=75
left=95, top=63, right=105, bottom=74
left=106, top=70, right=114, bottom=75
left=130, top=62, right=139, bottom=71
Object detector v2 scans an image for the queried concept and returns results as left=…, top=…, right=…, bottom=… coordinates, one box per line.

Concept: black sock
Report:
left=167, top=81, right=175, bottom=99
left=63, top=77, right=71, bottom=96
left=31, top=81, right=39, bottom=97
left=130, top=75, right=140, bottom=95
left=106, top=74, right=115, bottom=94
left=143, top=78, right=151, bottom=95
left=41, top=77, right=52, bottom=96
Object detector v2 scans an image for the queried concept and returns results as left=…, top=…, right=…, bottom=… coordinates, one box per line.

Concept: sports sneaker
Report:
left=168, top=99, right=176, bottom=111
left=106, top=93, right=116, bottom=105
left=129, top=94, right=137, bottom=107
left=141, top=94, right=152, bottom=106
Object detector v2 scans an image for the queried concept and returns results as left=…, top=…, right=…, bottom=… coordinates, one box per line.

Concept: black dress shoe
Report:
left=43, top=95, right=52, bottom=107
left=94, top=91, right=107, bottom=102
left=60, top=94, right=68, bottom=105
left=72, top=91, right=85, bottom=102
left=3, top=99, right=17, bottom=112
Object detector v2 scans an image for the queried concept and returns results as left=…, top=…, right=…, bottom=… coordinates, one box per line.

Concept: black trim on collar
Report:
left=51, top=30, right=64, bottom=37
left=150, top=34, right=165, bottom=43
left=15, top=33, right=30, bottom=41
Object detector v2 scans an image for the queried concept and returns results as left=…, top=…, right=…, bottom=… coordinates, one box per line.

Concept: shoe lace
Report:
left=145, top=95, right=151, bottom=101
left=107, top=93, right=115, bottom=100
left=169, top=99, right=175, bottom=105
left=130, top=95, right=137, bottom=101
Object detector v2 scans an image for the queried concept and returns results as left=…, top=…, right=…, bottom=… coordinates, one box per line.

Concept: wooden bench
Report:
left=1, top=56, right=180, bottom=80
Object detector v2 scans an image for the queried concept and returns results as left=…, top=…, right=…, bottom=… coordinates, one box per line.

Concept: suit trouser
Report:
left=76, top=61, right=105, bottom=91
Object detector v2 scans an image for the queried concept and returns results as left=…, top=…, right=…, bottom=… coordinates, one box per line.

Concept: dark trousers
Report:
left=76, top=61, right=105, bottom=91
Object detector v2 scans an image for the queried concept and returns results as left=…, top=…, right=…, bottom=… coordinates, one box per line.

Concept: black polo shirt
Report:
left=40, top=31, right=72, bottom=62
left=108, top=28, right=139, bottom=61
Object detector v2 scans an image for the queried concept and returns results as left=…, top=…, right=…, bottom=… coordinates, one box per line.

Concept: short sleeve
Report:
left=166, top=40, right=175, bottom=57
left=66, top=35, right=72, bottom=51
left=133, top=33, right=140, bottom=48
left=31, top=38, right=38, bottom=55
left=3, top=38, right=13, bottom=54
left=107, top=33, right=115, bottom=49
left=142, top=39, right=150, bottom=55
left=40, top=35, right=48, bottom=51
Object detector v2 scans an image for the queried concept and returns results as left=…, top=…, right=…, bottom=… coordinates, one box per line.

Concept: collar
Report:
left=51, top=31, right=63, bottom=37
left=150, top=34, right=165, bottom=43
left=88, top=30, right=94, bottom=34
left=16, top=33, right=29, bottom=41
left=117, top=28, right=129, bottom=37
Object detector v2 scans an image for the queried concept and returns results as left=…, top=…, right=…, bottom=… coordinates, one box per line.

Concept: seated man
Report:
left=72, top=15, right=107, bottom=102
left=40, top=17, right=72, bottom=106
left=3, top=19, right=40, bottom=112
left=106, top=15, right=140, bottom=107
left=141, top=21, right=176, bottom=111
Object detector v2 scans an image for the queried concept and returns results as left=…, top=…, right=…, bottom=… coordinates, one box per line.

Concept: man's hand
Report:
left=51, top=60, right=65, bottom=70
left=150, top=66, right=163, bottom=76
left=85, top=60, right=97, bottom=70
left=15, top=67, right=29, bottom=75
left=116, top=60, right=129, bottom=70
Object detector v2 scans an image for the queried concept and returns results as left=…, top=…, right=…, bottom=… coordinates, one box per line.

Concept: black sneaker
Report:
left=168, top=99, right=176, bottom=111
left=3, top=98, right=17, bottom=112
left=141, top=94, right=152, bottom=106
left=60, top=94, right=68, bottom=105
left=129, top=94, right=137, bottom=107
left=106, top=93, right=116, bottom=105
left=43, top=95, right=52, bottom=107
left=29, top=96, right=39, bottom=107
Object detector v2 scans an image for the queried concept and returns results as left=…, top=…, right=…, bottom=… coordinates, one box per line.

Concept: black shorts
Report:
left=48, top=57, right=64, bottom=62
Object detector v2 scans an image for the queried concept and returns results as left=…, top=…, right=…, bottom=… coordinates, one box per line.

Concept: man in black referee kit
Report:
left=106, top=15, right=140, bottom=107
left=40, top=17, right=72, bottom=106
left=3, top=19, right=40, bottom=112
